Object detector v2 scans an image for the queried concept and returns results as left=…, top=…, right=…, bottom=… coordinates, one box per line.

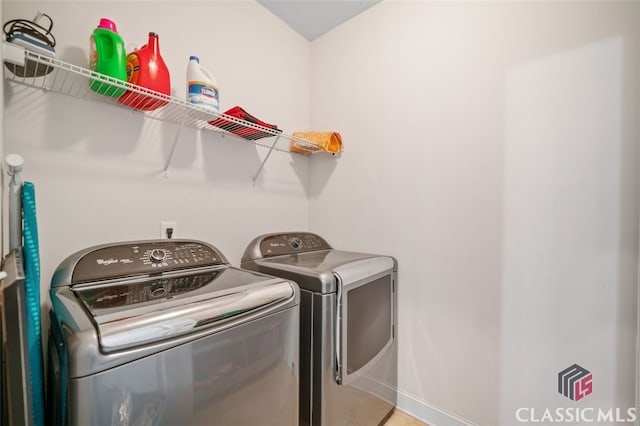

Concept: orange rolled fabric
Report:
left=290, top=132, right=343, bottom=155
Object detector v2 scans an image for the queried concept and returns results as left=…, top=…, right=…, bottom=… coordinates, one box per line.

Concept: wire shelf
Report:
left=3, top=43, right=329, bottom=180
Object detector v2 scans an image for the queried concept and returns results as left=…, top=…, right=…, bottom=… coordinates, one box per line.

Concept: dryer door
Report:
left=333, top=257, right=395, bottom=385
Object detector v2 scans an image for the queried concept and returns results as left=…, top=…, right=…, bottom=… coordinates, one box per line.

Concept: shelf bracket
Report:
left=163, top=108, right=189, bottom=176
left=252, top=135, right=281, bottom=185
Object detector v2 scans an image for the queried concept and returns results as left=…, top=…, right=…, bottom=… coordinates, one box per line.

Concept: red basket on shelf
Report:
left=208, top=106, right=281, bottom=140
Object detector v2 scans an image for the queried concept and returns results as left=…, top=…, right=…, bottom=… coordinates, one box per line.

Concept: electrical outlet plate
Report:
left=160, top=221, right=177, bottom=239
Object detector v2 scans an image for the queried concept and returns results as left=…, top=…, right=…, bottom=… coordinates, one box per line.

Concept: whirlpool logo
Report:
left=558, top=364, right=592, bottom=401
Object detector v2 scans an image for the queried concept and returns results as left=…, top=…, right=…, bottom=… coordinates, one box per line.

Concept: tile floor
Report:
left=384, top=409, right=428, bottom=426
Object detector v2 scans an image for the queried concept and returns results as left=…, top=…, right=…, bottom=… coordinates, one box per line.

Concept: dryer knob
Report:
left=150, top=249, right=166, bottom=263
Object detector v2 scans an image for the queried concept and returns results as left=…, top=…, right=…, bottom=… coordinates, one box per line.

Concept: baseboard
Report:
left=396, top=389, right=478, bottom=426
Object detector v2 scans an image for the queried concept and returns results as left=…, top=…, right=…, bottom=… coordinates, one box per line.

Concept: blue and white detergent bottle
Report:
left=187, top=55, right=219, bottom=113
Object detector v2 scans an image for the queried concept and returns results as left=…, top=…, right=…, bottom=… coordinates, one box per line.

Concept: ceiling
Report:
left=257, top=0, right=381, bottom=41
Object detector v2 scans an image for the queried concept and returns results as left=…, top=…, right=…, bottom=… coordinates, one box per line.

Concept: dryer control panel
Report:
left=67, top=240, right=226, bottom=285
left=258, top=233, right=332, bottom=257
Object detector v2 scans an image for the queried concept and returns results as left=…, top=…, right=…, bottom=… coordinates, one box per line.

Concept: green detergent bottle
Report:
left=89, top=18, right=127, bottom=97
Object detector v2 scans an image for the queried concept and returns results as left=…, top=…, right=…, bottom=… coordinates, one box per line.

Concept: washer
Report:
left=47, top=239, right=299, bottom=426
left=241, top=232, right=397, bottom=426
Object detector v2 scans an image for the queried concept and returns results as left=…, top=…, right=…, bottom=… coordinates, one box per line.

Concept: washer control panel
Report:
left=71, top=240, right=225, bottom=284
left=259, top=233, right=331, bottom=257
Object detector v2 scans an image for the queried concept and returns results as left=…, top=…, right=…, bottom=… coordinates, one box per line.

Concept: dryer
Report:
left=241, top=232, right=397, bottom=426
left=48, top=239, right=299, bottom=426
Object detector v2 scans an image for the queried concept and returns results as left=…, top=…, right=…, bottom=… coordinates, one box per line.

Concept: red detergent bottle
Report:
left=118, top=32, right=171, bottom=111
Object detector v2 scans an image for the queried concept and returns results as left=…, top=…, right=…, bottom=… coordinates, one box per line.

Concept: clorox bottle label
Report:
left=188, top=81, right=219, bottom=111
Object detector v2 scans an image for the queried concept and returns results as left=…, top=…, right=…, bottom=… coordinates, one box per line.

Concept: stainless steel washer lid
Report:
left=241, top=232, right=397, bottom=293
left=74, top=268, right=295, bottom=352
left=49, top=239, right=300, bottom=376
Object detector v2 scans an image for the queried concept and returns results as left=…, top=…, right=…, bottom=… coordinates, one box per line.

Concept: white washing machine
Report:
left=48, top=239, right=299, bottom=425
left=242, top=232, right=397, bottom=426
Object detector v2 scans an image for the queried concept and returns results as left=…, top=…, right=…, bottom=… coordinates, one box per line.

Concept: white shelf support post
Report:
left=163, top=108, right=189, bottom=176
left=252, top=135, right=281, bottom=184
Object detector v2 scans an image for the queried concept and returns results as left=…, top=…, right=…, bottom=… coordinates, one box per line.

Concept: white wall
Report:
left=4, top=1, right=640, bottom=426
left=3, top=1, right=311, bottom=317
left=309, top=1, right=639, bottom=425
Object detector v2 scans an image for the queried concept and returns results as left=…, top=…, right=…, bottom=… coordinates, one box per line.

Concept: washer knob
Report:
left=149, top=249, right=166, bottom=263
left=290, top=238, right=302, bottom=250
